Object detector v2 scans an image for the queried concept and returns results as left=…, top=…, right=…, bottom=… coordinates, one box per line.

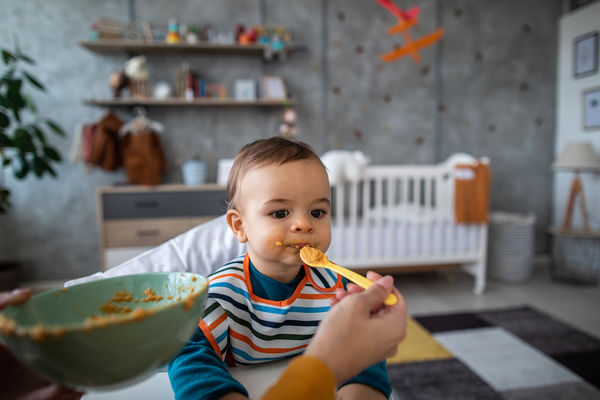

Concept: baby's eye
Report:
left=311, top=209, right=327, bottom=218
left=271, top=210, right=289, bottom=219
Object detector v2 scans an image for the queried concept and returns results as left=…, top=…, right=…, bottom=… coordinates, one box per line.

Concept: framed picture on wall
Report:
left=261, top=76, right=287, bottom=100
left=573, top=31, right=598, bottom=78
left=583, top=87, right=600, bottom=130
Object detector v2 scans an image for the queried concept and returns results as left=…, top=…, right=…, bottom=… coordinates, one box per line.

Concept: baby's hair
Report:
left=227, top=136, right=324, bottom=210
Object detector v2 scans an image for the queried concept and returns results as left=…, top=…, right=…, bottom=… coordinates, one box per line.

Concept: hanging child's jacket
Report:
left=120, top=130, right=166, bottom=185
left=87, top=111, right=123, bottom=171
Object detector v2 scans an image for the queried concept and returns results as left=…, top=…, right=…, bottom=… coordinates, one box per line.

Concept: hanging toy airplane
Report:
left=375, top=0, right=444, bottom=64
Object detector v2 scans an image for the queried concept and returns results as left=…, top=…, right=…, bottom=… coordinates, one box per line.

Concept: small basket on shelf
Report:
left=129, top=78, right=150, bottom=98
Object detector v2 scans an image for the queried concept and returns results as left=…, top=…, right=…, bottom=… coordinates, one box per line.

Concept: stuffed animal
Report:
left=124, top=56, right=149, bottom=81
left=321, top=150, right=370, bottom=185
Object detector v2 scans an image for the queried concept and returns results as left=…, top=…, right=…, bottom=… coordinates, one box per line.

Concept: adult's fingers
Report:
left=20, top=384, right=84, bottom=400
left=366, top=271, right=384, bottom=282
left=366, top=271, right=405, bottom=308
left=0, top=288, right=33, bottom=310
left=352, top=275, right=394, bottom=312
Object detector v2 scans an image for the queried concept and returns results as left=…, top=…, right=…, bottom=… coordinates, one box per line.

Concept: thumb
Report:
left=0, top=288, right=33, bottom=311
left=358, top=275, right=394, bottom=310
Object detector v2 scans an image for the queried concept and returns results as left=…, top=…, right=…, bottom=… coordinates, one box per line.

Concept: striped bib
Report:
left=200, top=254, right=343, bottom=366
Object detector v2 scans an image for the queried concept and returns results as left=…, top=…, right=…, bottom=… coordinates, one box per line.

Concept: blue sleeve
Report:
left=167, top=327, right=248, bottom=400
left=340, top=360, right=392, bottom=398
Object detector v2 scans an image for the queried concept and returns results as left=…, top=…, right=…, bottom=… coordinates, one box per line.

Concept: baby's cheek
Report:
left=265, top=236, right=283, bottom=251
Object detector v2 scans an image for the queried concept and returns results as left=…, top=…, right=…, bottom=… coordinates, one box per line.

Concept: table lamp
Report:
left=553, top=142, right=600, bottom=232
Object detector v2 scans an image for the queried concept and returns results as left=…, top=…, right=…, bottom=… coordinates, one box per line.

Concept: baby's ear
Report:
left=226, top=209, right=248, bottom=243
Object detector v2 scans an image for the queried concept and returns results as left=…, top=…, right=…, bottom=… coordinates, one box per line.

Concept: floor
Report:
left=393, top=257, right=600, bottom=339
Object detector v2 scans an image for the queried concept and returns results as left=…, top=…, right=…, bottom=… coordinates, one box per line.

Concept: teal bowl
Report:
left=0, top=272, right=208, bottom=389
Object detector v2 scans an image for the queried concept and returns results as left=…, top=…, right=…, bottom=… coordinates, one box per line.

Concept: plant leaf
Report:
left=1, top=49, right=16, bottom=64
left=46, top=119, right=65, bottom=137
left=40, top=157, right=56, bottom=177
left=30, top=126, right=46, bottom=144
left=0, top=188, right=11, bottom=214
left=43, top=145, right=61, bottom=161
left=33, top=155, right=45, bottom=177
left=0, top=132, right=12, bottom=147
left=24, top=95, right=38, bottom=113
left=14, top=154, right=29, bottom=179
left=23, top=71, right=45, bottom=91
left=0, top=95, right=10, bottom=109
left=7, top=79, right=26, bottom=109
left=17, top=52, right=34, bottom=64
left=14, top=128, right=36, bottom=152
left=0, top=111, right=9, bottom=128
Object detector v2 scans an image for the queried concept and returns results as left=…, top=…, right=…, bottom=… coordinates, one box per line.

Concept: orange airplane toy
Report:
left=375, top=0, right=444, bottom=63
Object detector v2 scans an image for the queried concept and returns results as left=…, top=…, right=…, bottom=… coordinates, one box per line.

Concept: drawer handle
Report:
left=134, top=200, right=160, bottom=209
left=136, top=229, right=161, bottom=237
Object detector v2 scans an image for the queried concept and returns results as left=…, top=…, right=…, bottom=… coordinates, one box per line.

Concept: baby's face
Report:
left=234, top=159, right=331, bottom=280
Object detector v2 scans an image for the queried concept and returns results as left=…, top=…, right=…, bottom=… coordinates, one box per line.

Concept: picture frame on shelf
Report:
left=261, top=75, right=286, bottom=100
left=573, top=31, right=598, bottom=78
left=583, top=86, right=600, bottom=130
left=234, top=79, right=257, bottom=101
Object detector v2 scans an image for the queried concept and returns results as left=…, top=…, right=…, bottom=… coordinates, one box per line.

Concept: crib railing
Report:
left=328, top=164, right=488, bottom=273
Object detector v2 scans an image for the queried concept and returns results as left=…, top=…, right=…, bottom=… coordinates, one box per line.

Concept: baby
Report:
left=168, top=137, right=391, bottom=399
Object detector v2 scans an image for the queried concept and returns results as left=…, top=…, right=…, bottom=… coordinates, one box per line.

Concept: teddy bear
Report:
left=320, top=150, right=370, bottom=185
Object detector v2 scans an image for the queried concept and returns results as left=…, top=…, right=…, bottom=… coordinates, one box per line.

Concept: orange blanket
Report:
left=454, top=162, right=491, bottom=224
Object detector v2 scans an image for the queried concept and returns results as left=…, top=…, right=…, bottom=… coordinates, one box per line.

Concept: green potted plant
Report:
left=0, top=40, right=65, bottom=289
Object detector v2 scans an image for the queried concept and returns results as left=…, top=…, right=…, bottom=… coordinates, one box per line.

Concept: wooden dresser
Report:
left=97, top=184, right=228, bottom=270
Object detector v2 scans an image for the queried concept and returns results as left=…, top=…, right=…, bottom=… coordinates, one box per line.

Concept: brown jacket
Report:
left=87, top=112, right=123, bottom=171
left=120, top=131, right=166, bottom=185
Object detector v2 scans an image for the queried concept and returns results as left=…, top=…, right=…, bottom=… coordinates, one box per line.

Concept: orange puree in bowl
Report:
left=142, top=288, right=164, bottom=302
left=111, top=290, right=133, bottom=302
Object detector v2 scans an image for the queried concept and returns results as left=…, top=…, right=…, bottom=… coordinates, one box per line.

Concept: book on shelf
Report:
left=176, top=62, right=228, bottom=100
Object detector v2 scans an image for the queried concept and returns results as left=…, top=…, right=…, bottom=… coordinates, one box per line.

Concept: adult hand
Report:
left=0, top=288, right=85, bottom=400
left=304, top=273, right=407, bottom=384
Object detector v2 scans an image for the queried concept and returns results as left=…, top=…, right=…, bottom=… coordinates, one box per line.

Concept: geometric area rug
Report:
left=386, top=306, right=600, bottom=399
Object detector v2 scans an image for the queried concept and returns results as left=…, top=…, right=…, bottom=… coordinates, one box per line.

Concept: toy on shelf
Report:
left=109, top=70, right=128, bottom=98
left=255, top=25, right=292, bottom=61
left=124, top=56, right=150, bottom=98
left=236, top=24, right=258, bottom=45
left=374, top=0, right=444, bottom=64
left=185, top=25, right=199, bottom=44
left=279, top=108, right=298, bottom=139
left=166, top=18, right=180, bottom=43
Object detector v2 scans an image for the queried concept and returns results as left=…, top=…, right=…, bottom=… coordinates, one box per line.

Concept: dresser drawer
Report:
left=104, top=217, right=211, bottom=247
left=101, top=189, right=227, bottom=220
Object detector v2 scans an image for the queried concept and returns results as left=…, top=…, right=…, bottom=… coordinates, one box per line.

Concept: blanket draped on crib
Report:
left=454, top=162, right=491, bottom=224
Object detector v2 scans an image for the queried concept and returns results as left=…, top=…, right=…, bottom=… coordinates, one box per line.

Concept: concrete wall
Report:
left=554, top=2, right=600, bottom=230
left=0, top=0, right=562, bottom=281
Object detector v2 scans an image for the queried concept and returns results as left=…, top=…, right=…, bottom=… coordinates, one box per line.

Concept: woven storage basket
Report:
left=551, top=233, right=600, bottom=285
left=129, top=78, right=150, bottom=98
left=487, top=212, right=536, bottom=283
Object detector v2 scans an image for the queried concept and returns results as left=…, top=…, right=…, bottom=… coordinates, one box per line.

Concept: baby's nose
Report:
left=291, top=216, right=313, bottom=232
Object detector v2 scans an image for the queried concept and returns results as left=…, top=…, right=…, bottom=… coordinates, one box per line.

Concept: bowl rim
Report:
left=0, top=272, right=208, bottom=340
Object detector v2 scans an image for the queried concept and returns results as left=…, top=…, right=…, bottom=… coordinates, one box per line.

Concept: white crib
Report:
left=326, top=158, right=489, bottom=294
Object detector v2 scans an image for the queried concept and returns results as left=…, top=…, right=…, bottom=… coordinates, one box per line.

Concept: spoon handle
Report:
left=324, top=262, right=398, bottom=306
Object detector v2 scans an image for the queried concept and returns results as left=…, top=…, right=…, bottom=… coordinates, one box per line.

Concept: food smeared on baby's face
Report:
left=275, top=240, right=311, bottom=249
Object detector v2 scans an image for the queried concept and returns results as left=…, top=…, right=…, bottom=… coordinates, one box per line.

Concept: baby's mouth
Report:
left=275, top=241, right=311, bottom=249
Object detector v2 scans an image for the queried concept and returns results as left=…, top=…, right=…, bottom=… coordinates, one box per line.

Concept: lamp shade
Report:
left=553, top=142, right=600, bottom=171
